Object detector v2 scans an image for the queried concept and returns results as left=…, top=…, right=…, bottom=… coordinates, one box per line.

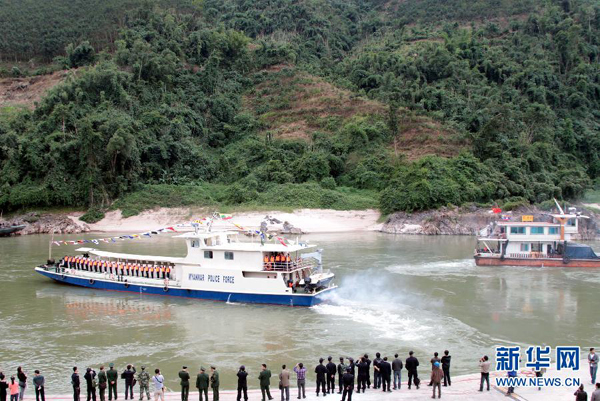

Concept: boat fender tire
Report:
left=124, top=280, right=130, bottom=288
left=110, top=274, right=114, bottom=280
left=163, top=286, right=169, bottom=292
left=500, top=254, right=505, bottom=261
left=163, top=279, right=169, bottom=287
left=563, top=257, right=570, bottom=265
left=61, top=274, right=66, bottom=280
left=89, top=279, right=95, bottom=285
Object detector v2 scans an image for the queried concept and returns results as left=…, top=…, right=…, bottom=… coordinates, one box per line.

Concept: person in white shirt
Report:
left=152, top=370, right=164, bottom=401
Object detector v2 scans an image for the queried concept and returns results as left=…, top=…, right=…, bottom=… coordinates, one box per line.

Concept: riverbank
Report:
left=36, top=361, right=592, bottom=401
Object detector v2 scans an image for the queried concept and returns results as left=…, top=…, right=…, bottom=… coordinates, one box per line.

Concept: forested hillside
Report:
left=0, top=0, right=598, bottom=217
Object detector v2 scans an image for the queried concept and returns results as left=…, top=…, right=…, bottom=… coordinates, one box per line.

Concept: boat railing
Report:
left=507, top=253, right=563, bottom=259
left=264, top=259, right=316, bottom=272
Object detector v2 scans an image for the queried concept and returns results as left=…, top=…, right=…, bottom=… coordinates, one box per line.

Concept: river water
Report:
left=0, top=232, right=598, bottom=393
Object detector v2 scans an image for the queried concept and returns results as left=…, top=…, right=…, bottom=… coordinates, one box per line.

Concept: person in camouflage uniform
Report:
left=136, top=367, right=150, bottom=401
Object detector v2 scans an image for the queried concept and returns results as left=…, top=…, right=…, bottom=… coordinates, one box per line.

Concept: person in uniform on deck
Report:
left=325, top=357, right=336, bottom=394
left=355, top=358, right=367, bottom=393
left=137, top=367, right=150, bottom=401
left=258, top=364, right=273, bottom=401
left=84, top=368, right=97, bottom=401
left=406, top=351, right=419, bottom=390
left=209, top=367, right=219, bottom=401
left=179, top=366, right=190, bottom=401
left=236, top=366, right=248, bottom=401
left=430, top=362, right=443, bottom=399
left=341, top=368, right=354, bottom=401
left=392, top=354, right=403, bottom=390
left=97, top=366, right=107, bottom=401
left=372, top=353, right=382, bottom=389
left=363, top=355, right=371, bottom=389
left=293, top=363, right=306, bottom=400
left=152, top=370, right=164, bottom=401
left=32, top=370, right=45, bottom=401
left=72, top=368, right=81, bottom=401
left=379, top=357, right=392, bottom=392
left=336, top=358, right=346, bottom=394
left=279, top=365, right=290, bottom=401
left=196, top=368, right=209, bottom=401
left=106, top=364, right=118, bottom=401
left=122, top=365, right=136, bottom=400
left=314, top=359, right=327, bottom=397
left=441, top=351, right=451, bottom=387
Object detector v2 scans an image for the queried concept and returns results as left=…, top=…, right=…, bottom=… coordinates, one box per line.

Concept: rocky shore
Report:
left=2, top=211, right=89, bottom=235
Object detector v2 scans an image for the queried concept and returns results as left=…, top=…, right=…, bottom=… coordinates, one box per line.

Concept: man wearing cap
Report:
left=209, top=367, right=219, bottom=401
left=106, top=364, right=118, bottom=401
left=137, top=367, right=150, bottom=401
left=325, top=357, right=336, bottom=395
left=341, top=368, right=354, bottom=401
left=336, top=358, right=346, bottom=394
left=179, top=367, right=190, bottom=401
left=314, top=359, right=327, bottom=397
left=196, top=368, right=209, bottom=401
left=430, top=362, right=443, bottom=399
left=258, top=364, right=273, bottom=401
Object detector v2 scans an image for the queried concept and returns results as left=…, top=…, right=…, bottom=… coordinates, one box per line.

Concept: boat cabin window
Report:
left=567, top=218, right=576, bottom=227
left=204, top=251, right=213, bottom=259
left=224, top=251, right=234, bottom=260
left=531, top=243, right=542, bottom=252
left=530, top=227, right=544, bottom=235
left=520, top=243, right=530, bottom=252
left=549, top=227, right=559, bottom=234
left=510, top=227, right=526, bottom=234
left=191, top=240, right=200, bottom=248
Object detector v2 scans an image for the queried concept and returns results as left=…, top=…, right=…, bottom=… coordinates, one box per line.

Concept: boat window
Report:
left=191, top=240, right=200, bottom=248
left=520, top=243, right=530, bottom=252
left=567, top=218, right=576, bottom=227
left=530, top=227, right=544, bottom=235
left=204, top=251, right=213, bottom=259
left=510, top=227, right=526, bottom=234
left=549, top=227, right=559, bottom=235
left=531, top=243, right=542, bottom=252
left=225, top=251, right=234, bottom=260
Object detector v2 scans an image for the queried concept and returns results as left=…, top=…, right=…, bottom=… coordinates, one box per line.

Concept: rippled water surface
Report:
left=1, top=232, right=598, bottom=393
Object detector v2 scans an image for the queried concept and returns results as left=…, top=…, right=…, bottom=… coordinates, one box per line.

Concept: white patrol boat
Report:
left=35, top=229, right=336, bottom=306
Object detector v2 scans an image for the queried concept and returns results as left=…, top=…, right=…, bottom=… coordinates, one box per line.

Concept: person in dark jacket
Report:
left=348, top=359, right=355, bottom=378
left=363, top=355, right=371, bottom=389
left=258, top=364, right=273, bottom=401
left=97, top=367, right=107, bottom=401
left=106, top=365, right=118, bottom=401
left=406, top=351, right=420, bottom=390
left=372, top=353, right=382, bottom=389
left=314, top=359, right=327, bottom=397
left=236, top=366, right=248, bottom=401
left=379, top=357, right=392, bottom=392
left=122, top=366, right=136, bottom=401
left=1, top=373, right=9, bottom=401
left=441, top=350, right=451, bottom=387
left=336, top=358, right=346, bottom=394
left=84, top=368, right=97, bottom=401
left=72, top=367, right=81, bottom=401
left=16, top=368, right=26, bottom=401
left=392, top=354, right=403, bottom=390
left=196, top=368, right=209, bottom=401
left=32, top=371, right=45, bottom=401
left=341, top=368, right=354, bottom=401
left=355, top=358, right=368, bottom=394
left=178, top=367, right=190, bottom=401
left=574, top=384, right=588, bottom=401
left=325, top=357, right=336, bottom=394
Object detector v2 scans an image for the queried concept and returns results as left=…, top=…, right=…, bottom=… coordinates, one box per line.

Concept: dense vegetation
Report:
left=0, top=0, right=598, bottom=215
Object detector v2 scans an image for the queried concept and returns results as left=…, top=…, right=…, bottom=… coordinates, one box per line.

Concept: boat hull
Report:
left=474, top=255, right=600, bottom=268
left=35, top=267, right=334, bottom=307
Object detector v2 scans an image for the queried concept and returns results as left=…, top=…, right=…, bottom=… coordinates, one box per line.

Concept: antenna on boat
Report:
left=49, top=230, right=54, bottom=261
left=553, top=198, right=565, bottom=215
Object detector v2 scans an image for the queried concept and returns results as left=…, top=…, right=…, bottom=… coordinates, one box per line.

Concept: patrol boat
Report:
left=35, top=229, right=336, bottom=306
left=474, top=202, right=599, bottom=268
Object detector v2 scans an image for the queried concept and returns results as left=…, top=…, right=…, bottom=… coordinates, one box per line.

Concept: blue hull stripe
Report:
left=36, top=269, right=330, bottom=307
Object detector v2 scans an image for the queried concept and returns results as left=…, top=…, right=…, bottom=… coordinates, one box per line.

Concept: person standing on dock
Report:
left=363, top=355, right=371, bottom=390
left=209, top=367, right=219, bottom=401
left=341, top=368, right=354, bottom=401
left=336, top=358, right=346, bottom=394
left=196, top=368, right=209, bottom=401
left=428, top=353, right=440, bottom=386
left=325, top=357, right=336, bottom=394
left=430, top=362, right=443, bottom=399
left=107, top=364, right=118, bottom=401
left=293, top=363, right=306, bottom=399
left=32, top=371, right=45, bottom=401
left=392, top=354, right=403, bottom=390
left=575, top=384, right=588, bottom=401
left=379, top=357, right=392, bottom=392
left=137, top=367, right=150, bottom=401
left=441, top=351, right=451, bottom=387
left=236, top=366, right=248, bottom=401
left=1, top=373, right=9, bottom=401
left=405, top=351, right=419, bottom=390
left=258, top=364, right=273, bottom=401
left=16, top=367, right=26, bottom=401
left=372, top=353, right=382, bottom=389
left=278, top=365, right=290, bottom=401
left=178, top=366, right=190, bottom=401
left=72, top=368, right=81, bottom=401
left=591, top=383, right=600, bottom=401
left=84, top=368, right=97, bottom=401
left=478, top=356, right=491, bottom=392
left=9, top=377, right=19, bottom=401
left=314, top=359, right=327, bottom=397
left=355, top=358, right=367, bottom=393
left=589, top=348, right=599, bottom=385
left=97, top=367, right=107, bottom=401
left=151, top=370, right=164, bottom=401
left=122, top=365, right=136, bottom=401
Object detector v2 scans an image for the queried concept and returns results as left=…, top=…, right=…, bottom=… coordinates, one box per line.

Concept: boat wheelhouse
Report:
left=36, top=229, right=336, bottom=306
left=474, top=208, right=600, bottom=268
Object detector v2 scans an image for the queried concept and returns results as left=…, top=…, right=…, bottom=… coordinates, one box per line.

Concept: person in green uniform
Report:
left=106, top=364, right=118, bottom=401
left=136, top=367, right=150, bottom=401
left=178, top=367, right=190, bottom=401
left=209, top=367, right=219, bottom=401
left=97, top=367, right=107, bottom=401
left=195, top=368, right=209, bottom=401
left=258, top=364, right=273, bottom=401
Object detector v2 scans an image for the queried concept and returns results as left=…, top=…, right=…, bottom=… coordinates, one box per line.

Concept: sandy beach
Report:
left=83, top=208, right=382, bottom=234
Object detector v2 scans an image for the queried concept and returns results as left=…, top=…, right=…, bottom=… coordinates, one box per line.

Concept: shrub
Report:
left=80, top=209, right=105, bottom=223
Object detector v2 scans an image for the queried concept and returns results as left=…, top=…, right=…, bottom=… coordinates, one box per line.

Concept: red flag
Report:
left=492, top=208, right=502, bottom=214
left=166, top=227, right=176, bottom=232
